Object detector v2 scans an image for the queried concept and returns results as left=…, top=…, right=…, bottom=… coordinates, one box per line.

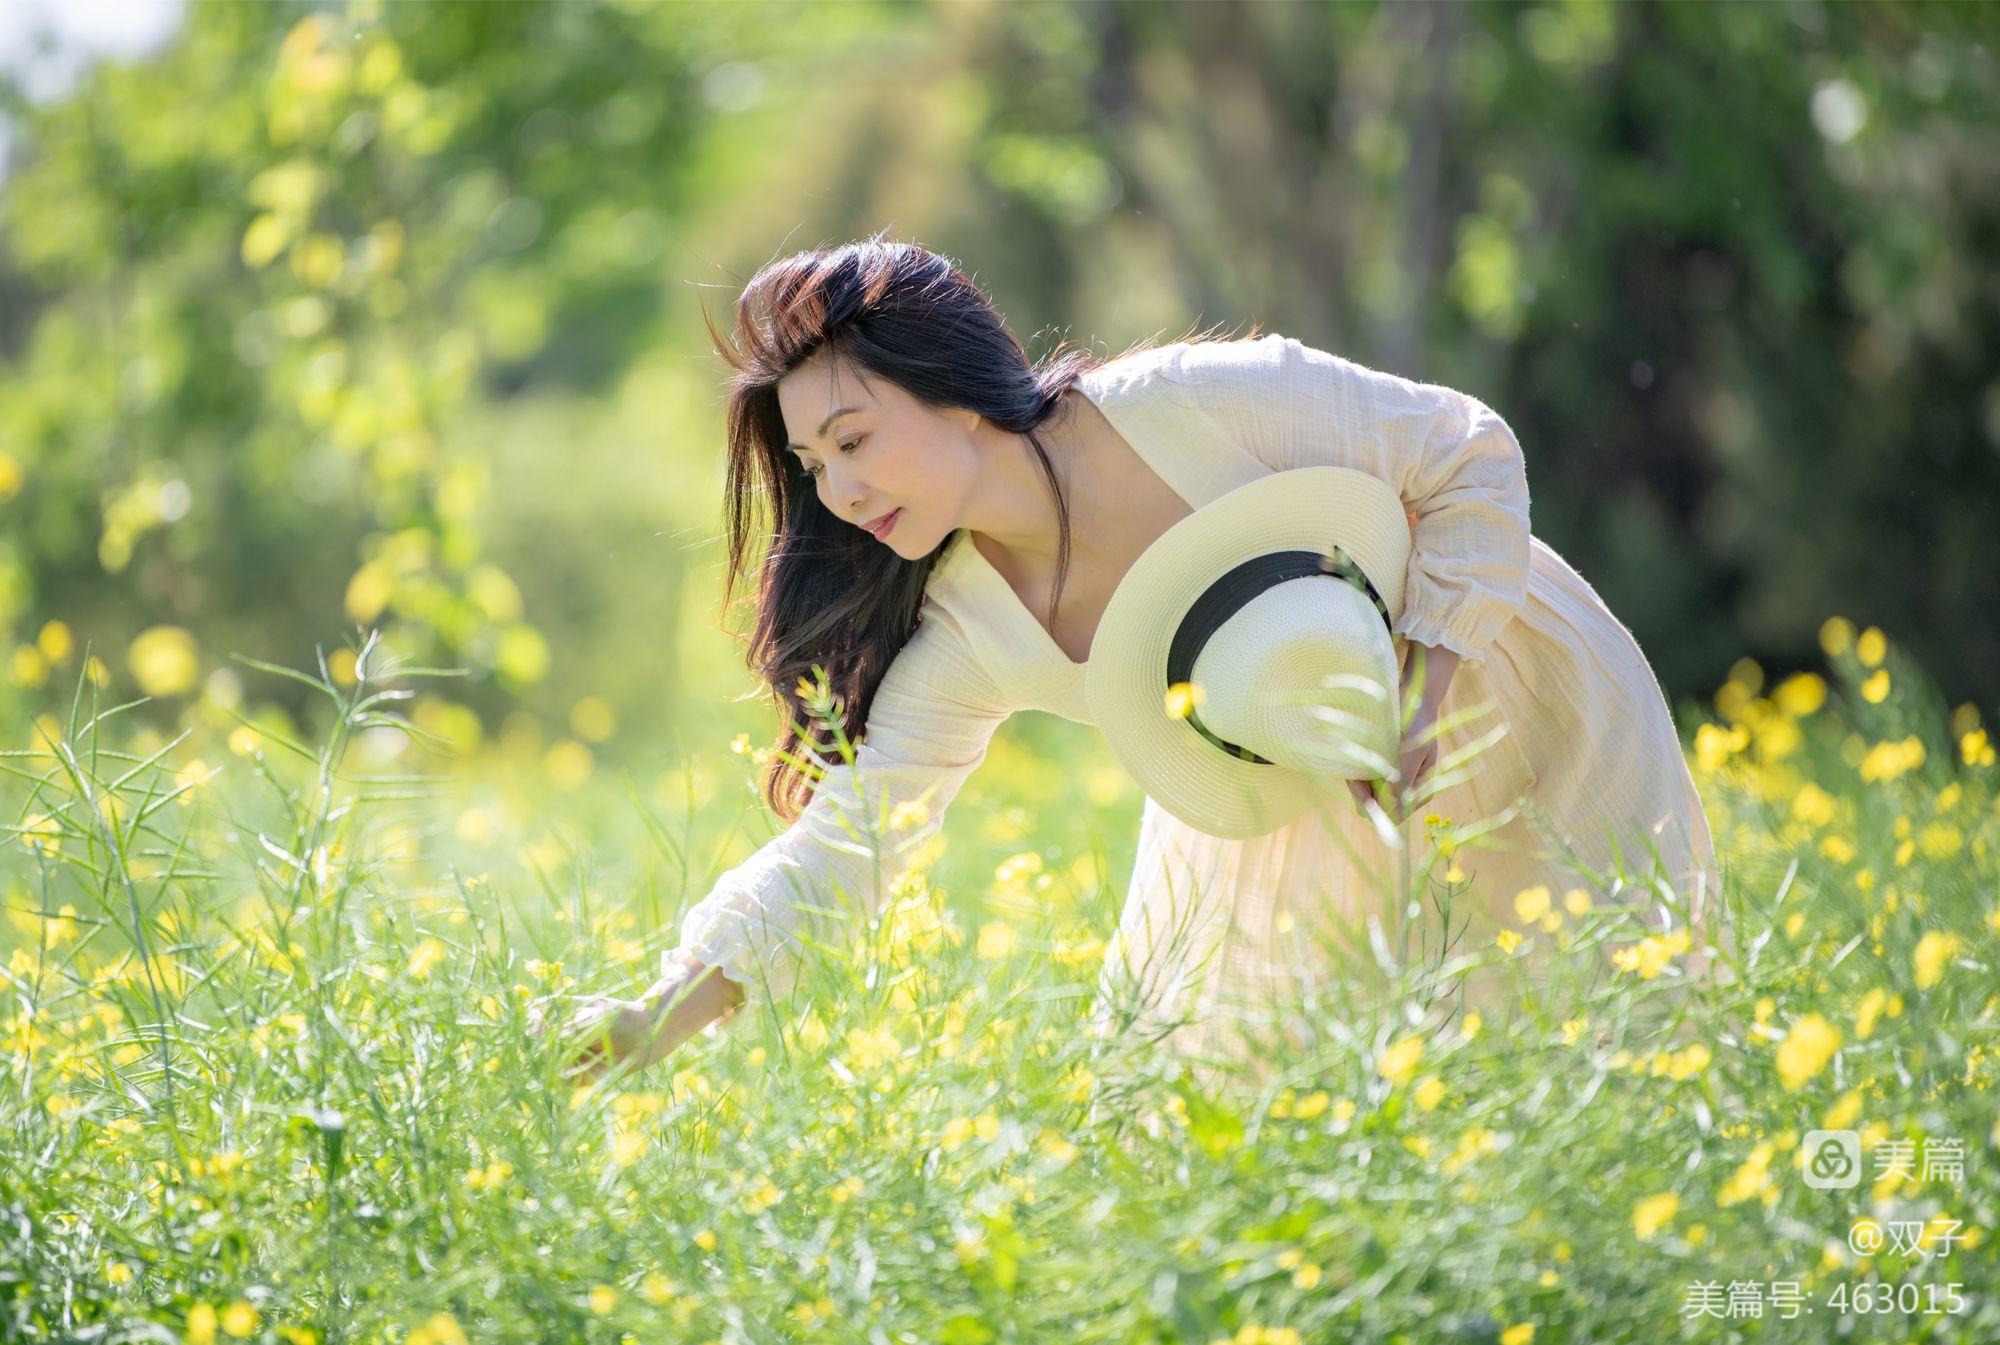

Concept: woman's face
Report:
left=776, top=351, right=982, bottom=559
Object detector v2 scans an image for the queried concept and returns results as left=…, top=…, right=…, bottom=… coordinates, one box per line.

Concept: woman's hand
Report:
left=1346, top=641, right=1457, bottom=825
left=1346, top=697, right=1441, bottom=825
left=527, top=955, right=739, bottom=1085
left=527, top=984, right=677, bottom=1086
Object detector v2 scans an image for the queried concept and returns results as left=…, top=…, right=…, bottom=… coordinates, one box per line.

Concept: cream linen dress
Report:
left=676, top=333, right=1722, bottom=1071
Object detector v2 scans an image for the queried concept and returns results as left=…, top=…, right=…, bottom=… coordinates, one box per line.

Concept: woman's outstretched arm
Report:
left=672, top=601, right=1015, bottom=1010
left=534, top=599, right=1014, bottom=1078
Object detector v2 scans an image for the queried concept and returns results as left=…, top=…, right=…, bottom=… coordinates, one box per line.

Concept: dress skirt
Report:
left=1089, top=536, right=1727, bottom=1082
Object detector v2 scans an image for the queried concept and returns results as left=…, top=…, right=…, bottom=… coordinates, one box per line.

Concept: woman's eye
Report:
left=803, top=437, right=861, bottom=481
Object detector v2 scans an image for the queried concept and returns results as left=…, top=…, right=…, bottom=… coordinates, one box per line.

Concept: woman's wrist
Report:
left=1406, top=640, right=1460, bottom=710
left=641, top=954, right=747, bottom=1057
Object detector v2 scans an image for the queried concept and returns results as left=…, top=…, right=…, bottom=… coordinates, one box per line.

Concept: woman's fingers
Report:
left=528, top=993, right=629, bottom=1085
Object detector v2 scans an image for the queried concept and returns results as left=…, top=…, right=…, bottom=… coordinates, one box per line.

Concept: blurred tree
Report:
left=952, top=0, right=2000, bottom=704
left=0, top=0, right=755, bottom=723
left=1, top=0, right=1995, bottom=752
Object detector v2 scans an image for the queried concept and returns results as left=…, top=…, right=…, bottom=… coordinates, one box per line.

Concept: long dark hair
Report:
left=702, top=231, right=1255, bottom=822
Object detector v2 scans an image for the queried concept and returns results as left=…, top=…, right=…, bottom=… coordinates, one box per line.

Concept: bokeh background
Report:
left=7, top=4, right=2000, bottom=1339
left=2, top=0, right=1996, bottom=873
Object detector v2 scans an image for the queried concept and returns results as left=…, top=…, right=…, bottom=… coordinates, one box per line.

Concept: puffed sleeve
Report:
left=1173, top=333, right=1532, bottom=665
left=674, top=605, right=1014, bottom=1010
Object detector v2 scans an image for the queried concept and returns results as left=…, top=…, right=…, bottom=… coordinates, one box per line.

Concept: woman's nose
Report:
left=822, top=467, right=863, bottom=517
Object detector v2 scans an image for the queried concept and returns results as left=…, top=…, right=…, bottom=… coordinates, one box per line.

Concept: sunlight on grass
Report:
left=2, top=617, right=1995, bottom=1341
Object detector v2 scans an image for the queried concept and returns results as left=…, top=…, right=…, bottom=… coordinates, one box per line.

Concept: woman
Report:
left=530, top=237, right=1723, bottom=1082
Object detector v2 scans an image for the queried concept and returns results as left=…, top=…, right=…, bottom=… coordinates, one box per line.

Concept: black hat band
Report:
left=1164, top=546, right=1393, bottom=765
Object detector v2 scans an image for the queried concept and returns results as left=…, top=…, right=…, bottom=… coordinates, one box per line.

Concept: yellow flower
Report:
left=842, top=1025, right=899, bottom=1072
left=1512, top=885, right=1551, bottom=923
left=463, top=1158, right=513, bottom=1191
left=1693, top=721, right=1749, bottom=773
left=1291, top=1090, right=1330, bottom=1119
left=1855, top=626, right=1886, bottom=667
left=640, top=1272, right=678, bottom=1304
left=1913, top=930, right=1964, bottom=990
left=20, top=812, right=63, bottom=858
left=1858, top=735, right=1924, bottom=782
left=994, top=851, right=1044, bottom=884
left=1163, top=681, right=1205, bottom=720
left=569, top=695, right=616, bottom=742
left=544, top=739, right=594, bottom=792
left=610, top=1130, right=647, bottom=1166
left=588, top=1284, right=618, bottom=1315
left=1611, top=929, right=1691, bottom=979
left=1495, top=928, right=1523, bottom=953
left=1776, top=1013, right=1841, bottom=1091
left=694, top=1228, right=717, bottom=1252
left=37, top=620, right=73, bottom=660
left=1414, top=1076, right=1447, bottom=1110
left=1660, top=1043, right=1712, bottom=1081
left=1562, top=888, right=1592, bottom=917
left=1717, top=1142, right=1776, bottom=1207
left=1791, top=782, right=1838, bottom=827
left=127, top=626, right=201, bottom=697
left=940, top=1115, right=976, bottom=1151
left=1501, top=1326, right=1536, bottom=1345
left=9, top=645, right=47, bottom=687
left=1377, top=1032, right=1425, bottom=1085
left=1632, top=1191, right=1679, bottom=1240
left=186, top=1304, right=218, bottom=1345
left=1292, top=1262, right=1322, bottom=1289
left=1774, top=671, right=1827, bottom=718
left=407, top=937, right=448, bottom=980
left=1860, top=668, right=1890, bottom=703
left=741, top=1174, right=783, bottom=1214
left=1960, top=728, right=1995, bottom=767
left=976, top=919, right=1018, bottom=959
left=220, top=1302, right=259, bottom=1338
left=1561, top=1018, right=1588, bottom=1046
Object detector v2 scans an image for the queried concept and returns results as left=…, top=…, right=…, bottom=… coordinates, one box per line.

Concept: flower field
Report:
left=2, top=615, right=1995, bottom=1343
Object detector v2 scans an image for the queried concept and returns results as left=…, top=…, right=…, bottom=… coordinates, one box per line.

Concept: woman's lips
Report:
left=865, top=508, right=901, bottom=540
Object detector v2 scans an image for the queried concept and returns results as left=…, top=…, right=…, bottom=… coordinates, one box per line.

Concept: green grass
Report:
left=2, top=618, right=1995, bottom=1344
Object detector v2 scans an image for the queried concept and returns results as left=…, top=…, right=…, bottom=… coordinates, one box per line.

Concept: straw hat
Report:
left=1083, top=466, right=1413, bottom=840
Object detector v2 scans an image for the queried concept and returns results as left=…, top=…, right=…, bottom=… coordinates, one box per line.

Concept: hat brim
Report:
left=1084, top=466, right=1412, bottom=839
